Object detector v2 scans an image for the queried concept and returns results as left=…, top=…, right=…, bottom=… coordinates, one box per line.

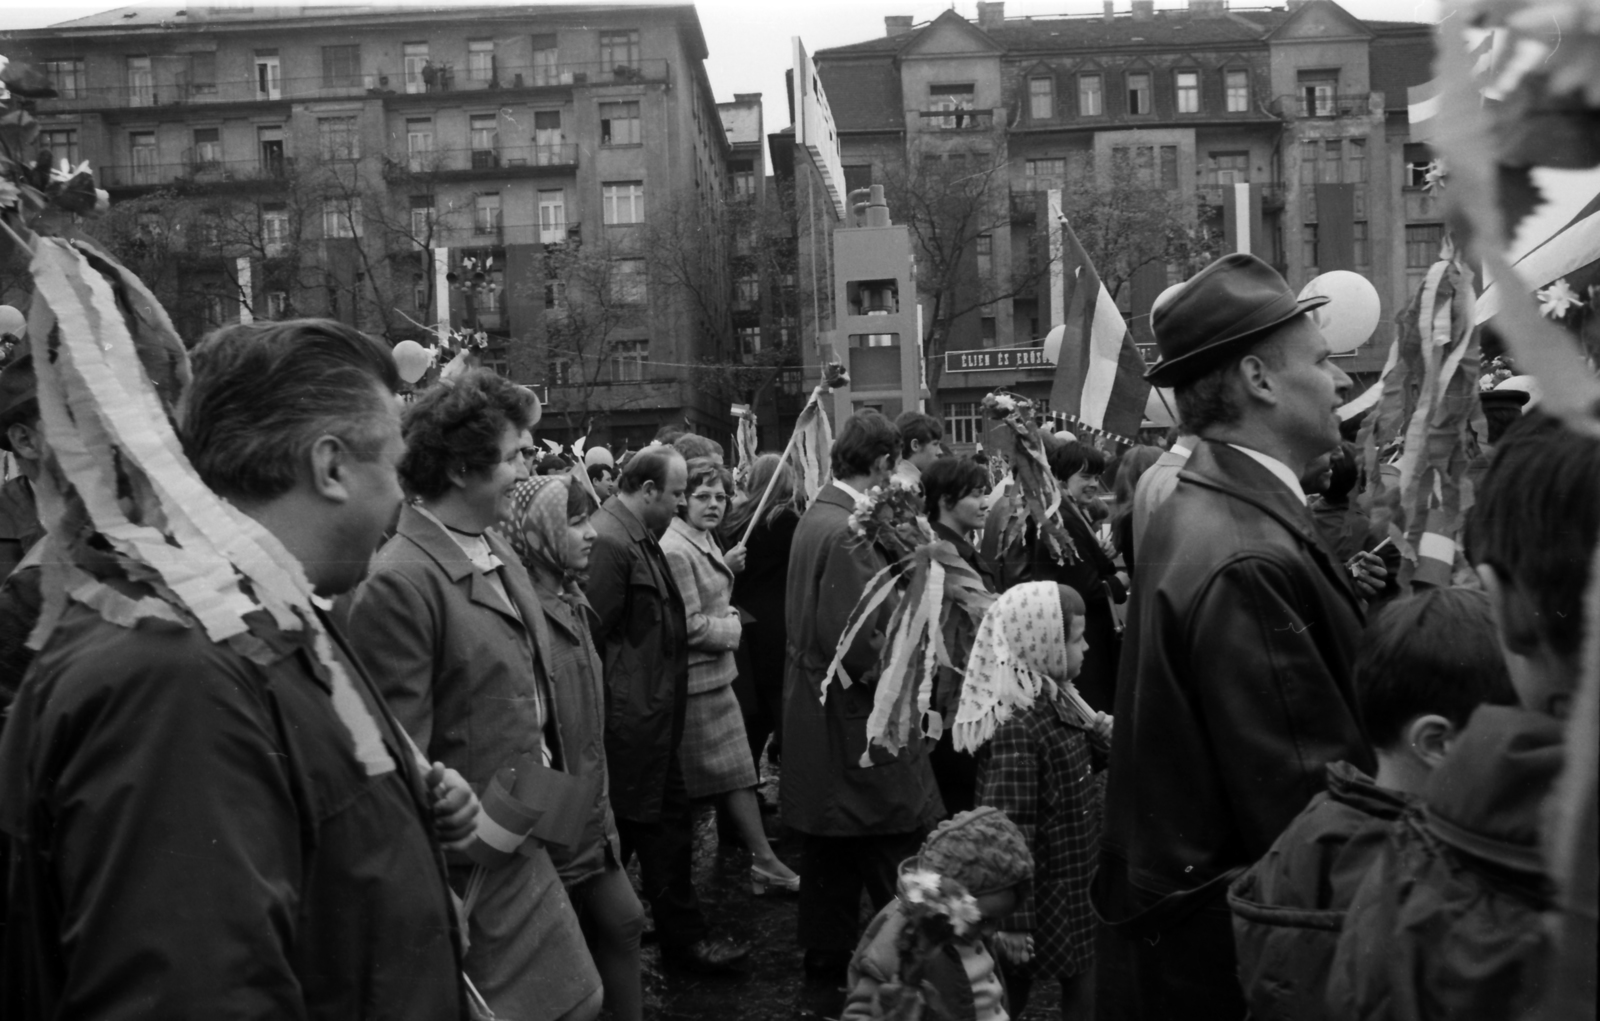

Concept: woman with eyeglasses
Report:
left=660, top=457, right=801, bottom=896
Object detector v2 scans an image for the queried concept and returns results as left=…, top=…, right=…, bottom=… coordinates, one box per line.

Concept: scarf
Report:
left=501, top=475, right=583, bottom=605
left=952, top=582, right=1068, bottom=753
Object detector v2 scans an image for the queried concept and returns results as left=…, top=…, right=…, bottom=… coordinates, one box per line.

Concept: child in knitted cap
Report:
left=841, top=807, right=1034, bottom=1021
left=953, top=582, right=1112, bottom=1019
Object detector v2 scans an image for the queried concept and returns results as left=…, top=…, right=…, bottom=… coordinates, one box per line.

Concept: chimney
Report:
left=733, top=92, right=761, bottom=104
left=866, top=185, right=892, bottom=227
left=1103, top=1, right=1115, bottom=22
left=977, top=1, right=1005, bottom=29
left=885, top=15, right=913, bottom=36
left=1188, top=0, right=1227, bottom=15
left=1132, top=0, right=1154, bottom=20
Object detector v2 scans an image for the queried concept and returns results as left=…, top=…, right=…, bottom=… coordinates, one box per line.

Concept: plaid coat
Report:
left=975, top=693, right=1109, bottom=978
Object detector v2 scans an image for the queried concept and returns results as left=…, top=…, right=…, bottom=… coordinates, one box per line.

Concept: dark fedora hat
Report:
left=1145, top=253, right=1329, bottom=387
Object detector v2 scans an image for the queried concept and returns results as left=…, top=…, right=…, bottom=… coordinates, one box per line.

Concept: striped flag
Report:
left=1222, top=182, right=1262, bottom=257
left=1477, top=187, right=1600, bottom=325
left=1047, top=216, right=1151, bottom=438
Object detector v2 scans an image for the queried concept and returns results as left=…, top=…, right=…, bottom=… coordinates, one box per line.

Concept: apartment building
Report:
left=5, top=3, right=741, bottom=447
left=807, top=0, right=1435, bottom=445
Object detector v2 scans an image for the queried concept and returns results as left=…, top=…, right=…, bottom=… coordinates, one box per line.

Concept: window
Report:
left=976, top=233, right=992, bottom=278
left=1160, top=146, right=1179, bottom=189
left=403, top=42, right=429, bottom=94
left=467, top=39, right=494, bottom=82
left=322, top=197, right=362, bottom=238
left=189, top=52, right=216, bottom=94
left=735, top=273, right=760, bottom=307
left=929, top=83, right=976, bottom=129
left=1127, top=72, right=1151, bottom=115
left=600, top=101, right=641, bottom=146
left=192, top=127, right=221, bottom=166
left=611, top=259, right=647, bottom=304
left=538, top=189, right=566, bottom=243
left=1299, top=70, right=1338, bottom=117
left=1113, top=145, right=1178, bottom=188
left=980, top=316, right=997, bottom=345
left=318, top=116, right=359, bottom=160
left=255, top=51, right=281, bottom=100
left=531, top=33, right=560, bottom=86
left=1346, top=137, right=1366, bottom=183
left=406, top=117, right=434, bottom=169
left=730, top=160, right=756, bottom=198
left=1302, top=223, right=1318, bottom=270
left=130, top=131, right=158, bottom=184
left=128, top=56, right=153, bottom=106
left=1224, top=69, right=1250, bottom=113
left=1029, top=77, right=1054, bottom=120
left=322, top=44, right=360, bottom=88
left=258, top=124, right=284, bottom=175
left=204, top=292, right=227, bottom=327
left=1176, top=71, right=1200, bottom=114
left=1406, top=224, right=1444, bottom=268
left=599, top=30, right=640, bottom=70
left=1078, top=73, right=1103, bottom=116
left=1025, top=158, right=1066, bottom=186
left=1300, top=141, right=1321, bottom=186
left=944, top=402, right=981, bottom=446
left=544, top=278, right=567, bottom=312
left=1404, top=143, right=1434, bottom=188
left=470, top=114, right=498, bottom=166
left=532, top=110, right=564, bottom=164
left=1353, top=221, right=1370, bottom=268
left=611, top=339, right=647, bottom=382
left=266, top=291, right=289, bottom=318
left=409, top=195, right=435, bottom=241
left=474, top=193, right=502, bottom=235
left=738, top=326, right=762, bottom=362
left=603, top=181, right=644, bottom=224
left=40, top=129, right=80, bottom=167
left=1208, top=151, right=1249, bottom=185
left=43, top=59, right=84, bottom=99
left=843, top=164, right=873, bottom=196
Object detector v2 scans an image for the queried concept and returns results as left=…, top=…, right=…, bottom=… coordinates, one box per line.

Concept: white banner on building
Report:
left=433, top=247, right=450, bottom=342
left=235, top=257, right=253, bottom=324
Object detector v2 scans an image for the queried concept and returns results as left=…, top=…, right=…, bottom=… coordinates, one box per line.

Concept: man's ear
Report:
left=1405, top=713, right=1456, bottom=769
left=1236, top=353, right=1277, bottom=407
left=6, top=421, right=42, bottom=462
left=309, top=434, right=350, bottom=504
left=1476, top=562, right=1542, bottom=657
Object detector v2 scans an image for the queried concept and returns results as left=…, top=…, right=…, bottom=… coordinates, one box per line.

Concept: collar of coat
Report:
left=666, top=516, right=732, bottom=573
left=599, top=494, right=659, bottom=546
left=393, top=503, right=552, bottom=649
left=816, top=482, right=860, bottom=513
left=1178, top=440, right=1360, bottom=606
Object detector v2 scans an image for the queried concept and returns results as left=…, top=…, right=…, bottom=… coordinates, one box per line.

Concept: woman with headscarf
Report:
left=954, top=581, right=1112, bottom=1020
left=501, top=472, right=645, bottom=1021
left=662, top=457, right=800, bottom=895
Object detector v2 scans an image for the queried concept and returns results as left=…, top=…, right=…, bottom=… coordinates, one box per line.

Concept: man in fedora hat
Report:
left=1093, top=254, right=1380, bottom=1018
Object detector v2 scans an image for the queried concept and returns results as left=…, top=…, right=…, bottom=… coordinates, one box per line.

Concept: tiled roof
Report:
left=50, top=5, right=190, bottom=28
left=816, top=60, right=905, bottom=132
left=1369, top=34, right=1437, bottom=109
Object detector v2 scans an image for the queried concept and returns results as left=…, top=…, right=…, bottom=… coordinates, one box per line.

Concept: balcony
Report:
left=1197, top=181, right=1287, bottom=210
left=31, top=59, right=672, bottom=113
left=100, top=156, right=292, bottom=190
left=384, top=144, right=578, bottom=182
left=1274, top=93, right=1376, bottom=119
left=918, top=108, right=997, bottom=132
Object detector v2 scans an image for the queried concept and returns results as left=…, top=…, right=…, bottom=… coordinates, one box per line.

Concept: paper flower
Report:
left=901, top=869, right=942, bottom=905
left=1537, top=277, right=1586, bottom=319
left=49, top=158, right=93, bottom=185
left=0, top=55, right=10, bottom=102
left=1422, top=160, right=1447, bottom=195
left=0, top=179, right=19, bottom=210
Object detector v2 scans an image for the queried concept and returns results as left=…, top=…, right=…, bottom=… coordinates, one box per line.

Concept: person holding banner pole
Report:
left=347, top=370, right=602, bottom=1021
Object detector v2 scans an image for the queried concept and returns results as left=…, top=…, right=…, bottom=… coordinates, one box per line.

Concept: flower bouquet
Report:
left=867, top=869, right=984, bottom=1021
left=981, top=391, right=1077, bottom=566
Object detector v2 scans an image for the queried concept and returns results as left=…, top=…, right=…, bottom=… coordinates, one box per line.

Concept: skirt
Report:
left=680, top=682, right=759, bottom=799
left=453, top=844, right=601, bottom=1021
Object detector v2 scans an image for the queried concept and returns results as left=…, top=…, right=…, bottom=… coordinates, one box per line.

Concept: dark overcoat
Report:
left=1098, top=441, right=1375, bottom=925
left=781, top=483, right=942, bottom=836
left=582, top=497, right=688, bottom=824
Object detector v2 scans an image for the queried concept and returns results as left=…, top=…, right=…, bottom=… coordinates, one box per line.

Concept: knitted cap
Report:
left=917, top=807, right=1034, bottom=896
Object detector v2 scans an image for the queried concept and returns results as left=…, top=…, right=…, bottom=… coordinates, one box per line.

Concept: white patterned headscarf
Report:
left=952, top=582, right=1067, bottom=753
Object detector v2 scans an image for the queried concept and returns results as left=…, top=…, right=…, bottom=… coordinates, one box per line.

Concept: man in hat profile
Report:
left=1094, top=254, right=1381, bottom=1018
left=0, top=352, right=43, bottom=583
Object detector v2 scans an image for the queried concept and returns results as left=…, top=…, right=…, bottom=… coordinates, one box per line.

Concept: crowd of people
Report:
left=0, top=249, right=1591, bottom=1021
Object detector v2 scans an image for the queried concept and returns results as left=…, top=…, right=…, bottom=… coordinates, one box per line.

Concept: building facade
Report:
left=5, top=3, right=749, bottom=448
left=807, top=0, right=1436, bottom=449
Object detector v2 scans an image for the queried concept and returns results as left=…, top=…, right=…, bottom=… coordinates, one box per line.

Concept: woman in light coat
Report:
left=661, top=457, right=799, bottom=895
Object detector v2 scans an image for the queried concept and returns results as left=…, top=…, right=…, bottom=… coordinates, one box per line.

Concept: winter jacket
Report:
left=583, top=497, right=689, bottom=823
left=661, top=516, right=741, bottom=694
left=841, top=899, right=1006, bottom=1021
left=782, top=483, right=942, bottom=836
left=1097, top=441, right=1373, bottom=941
left=1326, top=706, right=1562, bottom=1021
left=1228, top=761, right=1412, bottom=1021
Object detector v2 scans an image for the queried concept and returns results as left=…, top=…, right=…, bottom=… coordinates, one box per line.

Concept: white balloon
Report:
left=1298, top=271, right=1380, bottom=355
left=1151, top=282, right=1186, bottom=318
left=392, top=339, right=432, bottom=384
left=1041, top=323, right=1066, bottom=364
left=1144, top=386, right=1177, bottom=428
left=0, top=305, right=25, bottom=338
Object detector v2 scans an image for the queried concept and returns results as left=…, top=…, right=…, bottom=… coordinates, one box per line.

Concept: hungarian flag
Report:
left=1048, top=217, right=1150, bottom=439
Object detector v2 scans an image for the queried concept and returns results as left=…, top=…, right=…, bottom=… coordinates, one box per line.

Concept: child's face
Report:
left=973, top=888, right=1018, bottom=936
left=1065, top=614, right=1088, bottom=680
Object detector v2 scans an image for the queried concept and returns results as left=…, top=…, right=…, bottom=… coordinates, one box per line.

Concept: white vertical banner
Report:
left=1235, top=182, right=1252, bottom=256
left=235, top=257, right=253, bottom=324
left=432, top=246, right=450, bottom=343
left=1048, top=188, right=1065, bottom=329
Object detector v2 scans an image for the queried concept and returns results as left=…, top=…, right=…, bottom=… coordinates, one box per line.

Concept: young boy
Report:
left=1326, top=412, right=1598, bottom=1021
left=842, top=808, right=1034, bottom=1021
left=1228, top=587, right=1517, bottom=1020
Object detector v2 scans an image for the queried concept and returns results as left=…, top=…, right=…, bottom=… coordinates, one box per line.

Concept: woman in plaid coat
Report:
left=955, top=582, right=1112, bottom=1019
left=661, top=457, right=800, bottom=895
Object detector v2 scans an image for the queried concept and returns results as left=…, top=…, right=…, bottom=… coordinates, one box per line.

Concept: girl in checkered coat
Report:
left=953, top=582, right=1112, bottom=1019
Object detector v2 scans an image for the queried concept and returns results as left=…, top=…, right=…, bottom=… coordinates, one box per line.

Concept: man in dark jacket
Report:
left=0, top=319, right=474, bottom=1020
left=1095, top=254, right=1379, bottom=1019
left=783, top=410, right=945, bottom=992
left=585, top=444, right=748, bottom=974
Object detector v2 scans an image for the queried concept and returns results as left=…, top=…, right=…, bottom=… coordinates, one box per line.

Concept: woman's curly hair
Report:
left=399, top=368, right=539, bottom=499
